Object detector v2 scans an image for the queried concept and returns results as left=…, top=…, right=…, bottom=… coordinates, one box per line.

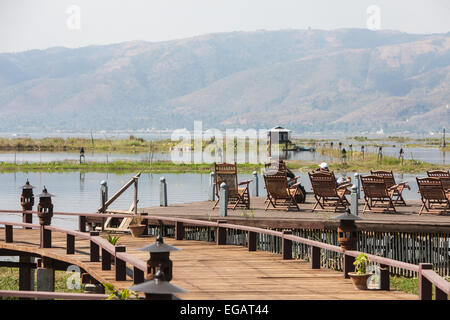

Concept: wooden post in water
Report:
left=160, top=177, right=167, bottom=207
left=354, top=173, right=360, bottom=199
left=350, top=185, right=358, bottom=216
left=209, top=172, right=215, bottom=201
left=252, top=171, right=259, bottom=197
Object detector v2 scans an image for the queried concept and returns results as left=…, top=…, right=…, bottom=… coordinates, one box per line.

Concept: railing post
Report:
left=219, top=182, right=228, bottom=217
left=66, top=234, right=75, bottom=254
left=22, top=212, right=33, bottom=229
left=78, top=215, right=86, bottom=232
left=419, top=263, right=433, bottom=300
left=40, top=226, right=51, bottom=248
left=100, top=180, right=108, bottom=213
left=248, top=231, right=257, bottom=251
left=133, top=267, right=145, bottom=285
left=354, top=173, right=360, bottom=199
left=160, top=177, right=168, bottom=207
left=90, top=232, right=100, bottom=262
left=216, top=220, right=227, bottom=245
left=102, top=248, right=111, bottom=271
left=350, top=185, right=358, bottom=216
left=435, top=286, right=448, bottom=300
left=252, top=171, right=259, bottom=197
left=5, top=225, right=13, bottom=243
left=379, top=264, right=390, bottom=291
left=282, top=230, right=292, bottom=260
left=175, top=221, right=184, bottom=240
left=311, top=246, right=320, bottom=269
left=115, top=246, right=126, bottom=281
left=209, top=172, right=215, bottom=201
left=343, top=253, right=355, bottom=279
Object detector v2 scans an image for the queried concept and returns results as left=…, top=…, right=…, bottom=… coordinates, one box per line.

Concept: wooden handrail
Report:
left=345, top=250, right=420, bottom=273
left=421, top=269, right=450, bottom=294
left=91, top=236, right=116, bottom=255
left=0, top=290, right=111, bottom=300
left=284, top=234, right=344, bottom=254
left=0, top=221, right=40, bottom=229
left=44, top=225, right=90, bottom=239
left=116, top=252, right=147, bottom=272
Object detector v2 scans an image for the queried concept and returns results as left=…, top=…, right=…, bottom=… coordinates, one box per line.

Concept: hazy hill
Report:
left=0, top=29, right=448, bottom=133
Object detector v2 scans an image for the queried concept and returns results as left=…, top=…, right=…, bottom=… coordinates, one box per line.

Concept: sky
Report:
left=0, top=0, right=449, bottom=53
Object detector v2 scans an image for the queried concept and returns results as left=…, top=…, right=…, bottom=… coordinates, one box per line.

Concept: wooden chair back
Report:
left=427, top=170, right=450, bottom=190
left=265, top=160, right=287, bottom=174
left=214, top=163, right=238, bottom=196
left=263, top=171, right=290, bottom=199
left=360, top=175, right=390, bottom=198
left=370, top=170, right=396, bottom=189
left=416, top=177, right=447, bottom=201
left=308, top=171, right=338, bottom=198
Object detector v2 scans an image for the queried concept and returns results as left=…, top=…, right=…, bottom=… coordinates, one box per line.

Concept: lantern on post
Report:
left=332, top=208, right=362, bottom=251
left=138, top=235, right=180, bottom=282
left=36, top=186, right=54, bottom=226
left=128, top=266, right=187, bottom=300
left=20, top=179, right=35, bottom=225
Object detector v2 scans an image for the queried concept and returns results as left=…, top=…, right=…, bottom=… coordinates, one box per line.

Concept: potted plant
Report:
left=348, top=253, right=372, bottom=290
left=129, top=213, right=146, bottom=237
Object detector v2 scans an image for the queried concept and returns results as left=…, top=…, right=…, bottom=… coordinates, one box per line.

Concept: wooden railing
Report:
left=0, top=220, right=147, bottom=287
left=0, top=290, right=110, bottom=300
left=0, top=209, right=449, bottom=300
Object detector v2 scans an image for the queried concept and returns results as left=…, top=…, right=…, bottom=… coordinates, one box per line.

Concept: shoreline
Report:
left=0, top=159, right=447, bottom=174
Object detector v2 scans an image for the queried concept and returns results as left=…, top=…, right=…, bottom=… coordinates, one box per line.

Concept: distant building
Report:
left=267, top=126, right=291, bottom=157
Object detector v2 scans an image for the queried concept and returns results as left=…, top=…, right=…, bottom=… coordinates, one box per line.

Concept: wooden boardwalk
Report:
left=0, top=228, right=417, bottom=300
left=141, top=197, right=450, bottom=232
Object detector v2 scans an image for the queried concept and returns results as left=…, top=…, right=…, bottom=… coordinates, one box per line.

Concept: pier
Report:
left=0, top=196, right=449, bottom=300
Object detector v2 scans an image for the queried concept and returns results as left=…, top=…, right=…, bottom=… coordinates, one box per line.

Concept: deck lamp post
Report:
left=129, top=267, right=187, bottom=300
left=332, top=208, right=362, bottom=251
left=36, top=186, right=54, bottom=226
left=138, top=235, right=180, bottom=282
left=20, top=179, right=35, bottom=225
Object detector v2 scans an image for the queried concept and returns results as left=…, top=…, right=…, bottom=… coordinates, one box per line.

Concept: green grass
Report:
left=0, top=160, right=264, bottom=173
left=390, top=276, right=418, bottom=295
left=0, top=136, right=177, bottom=153
left=0, top=267, right=84, bottom=299
left=286, top=148, right=449, bottom=174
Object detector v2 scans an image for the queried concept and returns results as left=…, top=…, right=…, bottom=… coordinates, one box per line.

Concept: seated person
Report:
left=315, top=162, right=351, bottom=187
left=267, top=159, right=307, bottom=203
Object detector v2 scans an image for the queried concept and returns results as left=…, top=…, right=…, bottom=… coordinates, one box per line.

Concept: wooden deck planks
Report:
left=0, top=228, right=417, bottom=300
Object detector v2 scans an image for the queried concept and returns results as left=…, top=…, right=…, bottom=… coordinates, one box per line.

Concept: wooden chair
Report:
left=370, top=170, right=410, bottom=206
left=308, top=171, right=351, bottom=212
left=416, top=177, right=450, bottom=215
left=427, top=170, right=450, bottom=193
left=213, top=163, right=251, bottom=210
left=360, top=175, right=397, bottom=213
left=263, top=171, right=300, bottom=211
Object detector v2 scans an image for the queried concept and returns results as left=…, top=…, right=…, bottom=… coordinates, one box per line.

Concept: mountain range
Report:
left=0, top=28, right=449, bottom=133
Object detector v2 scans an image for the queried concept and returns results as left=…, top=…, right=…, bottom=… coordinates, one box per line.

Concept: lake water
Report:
left=0, top=145, right=446, bottom=165
left=0, top=171, right=428, bottom=230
